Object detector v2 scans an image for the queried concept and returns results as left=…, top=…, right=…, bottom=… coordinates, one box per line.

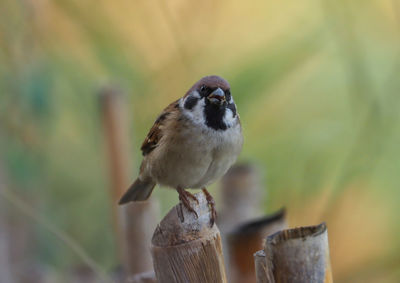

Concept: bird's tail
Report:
left=118, top=178, right=156, bottom=204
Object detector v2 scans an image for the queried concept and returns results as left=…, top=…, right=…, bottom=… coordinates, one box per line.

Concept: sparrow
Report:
left=119, top=75, right=243, bottom=225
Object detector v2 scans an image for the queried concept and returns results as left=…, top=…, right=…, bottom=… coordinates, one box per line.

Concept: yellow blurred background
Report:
left=1, top=0, right=400, bottom=282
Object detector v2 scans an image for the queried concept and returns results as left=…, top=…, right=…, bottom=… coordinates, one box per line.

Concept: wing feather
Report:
left=140, top=100, right=180, bottom=156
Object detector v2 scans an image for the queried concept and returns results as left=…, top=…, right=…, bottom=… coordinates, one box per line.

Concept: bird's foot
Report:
left=177, top=187, right=199, bottom=222
left=202, top=188, right=217, bottom=227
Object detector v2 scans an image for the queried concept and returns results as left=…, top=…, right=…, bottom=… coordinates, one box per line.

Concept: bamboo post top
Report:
left=261, top=222, right=333, bottom=283
left=152, top=192, right=219, bottom=247
left=267, top=222, right=327, bottom=245
left=151, top=192, right=227, bottom=283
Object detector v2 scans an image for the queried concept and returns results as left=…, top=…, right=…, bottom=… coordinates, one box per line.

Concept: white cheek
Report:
left=191, top=99, right=206, bottom=124
left=223, top=108, right=236, bottom=127
left=182, top=98, right=206, bottom=125
left=192, top=90, right=201, bottom=98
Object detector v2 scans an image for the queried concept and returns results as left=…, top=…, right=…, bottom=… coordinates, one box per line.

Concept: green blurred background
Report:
left=1, top=0, right=400, bottom=282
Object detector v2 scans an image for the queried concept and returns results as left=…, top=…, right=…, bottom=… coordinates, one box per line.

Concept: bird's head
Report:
left=180, top=75, right=238, bottom=130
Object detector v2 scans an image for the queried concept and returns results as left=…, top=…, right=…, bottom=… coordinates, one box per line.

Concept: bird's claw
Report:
left=202, top=188, right=217, bottom=227
left=177, top=187, right=199, bottom=222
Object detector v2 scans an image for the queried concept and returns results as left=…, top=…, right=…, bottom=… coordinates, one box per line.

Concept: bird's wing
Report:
left=140, top=99, right=180, bottom=156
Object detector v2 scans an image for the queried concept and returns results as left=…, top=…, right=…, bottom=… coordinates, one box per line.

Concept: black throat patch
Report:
left=204, top=102, right=227, bottom=131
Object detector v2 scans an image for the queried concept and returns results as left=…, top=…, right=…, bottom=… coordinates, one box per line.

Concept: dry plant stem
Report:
left=99, top=87, right=158, bottom=276
left=228, top=209, right=287, bottom=283
left=256, top=222, right=333, bottom=283
left=151, top=192, right=227, bottom=283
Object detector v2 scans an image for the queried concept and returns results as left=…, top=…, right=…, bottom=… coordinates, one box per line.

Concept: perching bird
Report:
left=119, top=75, right=243, bottom=225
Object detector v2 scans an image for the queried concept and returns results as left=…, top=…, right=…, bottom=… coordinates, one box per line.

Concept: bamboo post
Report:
left=227, top=209, right=287, bottom=283
left=255, top=222, right=333, bottom=283
left=99, top=87, right=158, bottom=276
left=219, top=164, right=263, bottom=233
left=254, top=250, right=267, bottom=283
left=151, top=192, right=227, bottom=283
left=218, top=163, right=265, bottom=281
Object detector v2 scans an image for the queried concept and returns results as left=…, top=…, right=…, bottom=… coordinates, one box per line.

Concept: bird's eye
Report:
left=200, top=85, right=207, bottom=93
left=226, top=90, right=231, bottom=101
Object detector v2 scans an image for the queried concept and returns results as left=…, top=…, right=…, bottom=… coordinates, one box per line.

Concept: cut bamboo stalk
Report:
left=218, top=164, right=264, bottom=281
left=219, top=164, right=263, bottom=233
left=151, top=192, right=227, bottom=283
left=99, top=87, right=158, bottom=276
left=228, top=209, right=287, bottom=283
left=254, top=250, right=267, bottom=283
left=255, top=222, right=333, bottom=283
left=120, top=202, right=159, bottom=276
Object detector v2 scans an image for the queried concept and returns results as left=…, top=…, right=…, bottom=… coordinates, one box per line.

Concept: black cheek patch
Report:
left=184, top=96, right=199, bottom=110
left=227, top=103, right=237, bottom=117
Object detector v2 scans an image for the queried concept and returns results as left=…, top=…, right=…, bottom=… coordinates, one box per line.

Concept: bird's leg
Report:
left=177, top=187, right=198, bottom=221
left=202, top=187, right=217, bottom=227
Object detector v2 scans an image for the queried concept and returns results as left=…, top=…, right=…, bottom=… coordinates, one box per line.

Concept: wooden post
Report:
left=218, top=163, right=266, bottom=281
left=99, top=87, right=158, bottom=276
left=151, top=192, right=227, bottom=283
left=228, top=209, right=287, bottom=283
left=254, top=250, right=267, bottom=283
left=120, top=202, right=159, bottom=276
left=219, top=164, right=263, bottom=233
left=99, top=86, right=134, bottom=228
left=255, top=222, right=333, bottom=283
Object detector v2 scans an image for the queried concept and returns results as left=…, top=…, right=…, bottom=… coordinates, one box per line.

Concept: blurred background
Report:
left=1, top=0, right=400, bottom=282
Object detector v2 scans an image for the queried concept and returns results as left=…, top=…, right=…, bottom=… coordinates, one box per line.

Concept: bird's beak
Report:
left=207, top=88, right=226, bottom=105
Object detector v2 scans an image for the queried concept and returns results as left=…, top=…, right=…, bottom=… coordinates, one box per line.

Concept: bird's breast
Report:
left=146, top=117, right=243, bottom=189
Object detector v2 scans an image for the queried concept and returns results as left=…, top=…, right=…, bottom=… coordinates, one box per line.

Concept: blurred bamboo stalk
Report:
left=99, top=86, right=133, bottom=210
left=227, top=209, right=287, bottom=283
left=99, top=87, right=158, bottom=277
left=218, top=163, right=264, bottom=280
left=218, top=164, right=263, bottom=234
left=0, top=163, right=14, bottom=283
left=255, top=223, right=333, bottom=283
